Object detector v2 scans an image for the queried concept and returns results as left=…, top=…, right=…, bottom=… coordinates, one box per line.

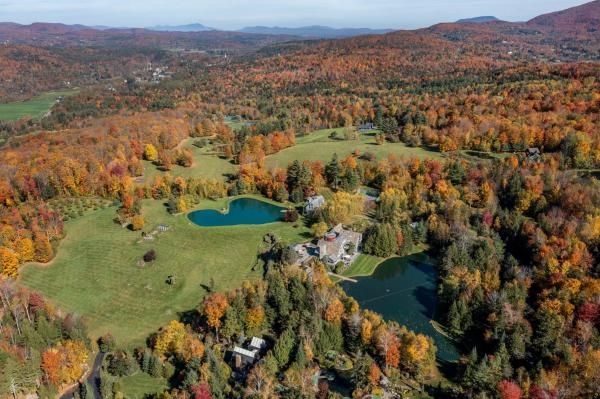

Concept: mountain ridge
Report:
left=238, top=25, right=394, bottom=38
left=456, top=16, right=500, bottom=23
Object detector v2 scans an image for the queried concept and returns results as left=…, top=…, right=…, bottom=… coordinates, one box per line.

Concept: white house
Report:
left=317, top=224, right=362, bottom=266
left=304, top=195, right=325, bottom=213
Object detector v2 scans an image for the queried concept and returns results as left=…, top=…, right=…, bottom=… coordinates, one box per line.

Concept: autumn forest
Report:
left=0, top=1, right=599, bottom=399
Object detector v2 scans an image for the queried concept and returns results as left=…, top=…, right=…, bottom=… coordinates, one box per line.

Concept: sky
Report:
left=0, top=0, right=592, bottom=29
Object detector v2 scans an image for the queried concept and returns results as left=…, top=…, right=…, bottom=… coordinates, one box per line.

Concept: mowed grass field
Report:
left=120, top=373, right=168, bottom=399
left=141, top=138, right=236, bottom=184
left=266, top=128, right=443, bottom=169
left=0, top=89, right=79, bottom=121
left=20, top=196, right=309, bottom=348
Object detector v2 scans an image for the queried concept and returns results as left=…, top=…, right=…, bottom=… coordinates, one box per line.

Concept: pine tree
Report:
left=325, top=154, right=341, bottom=190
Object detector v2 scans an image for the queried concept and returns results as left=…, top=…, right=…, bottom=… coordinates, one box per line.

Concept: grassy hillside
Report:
left=141, top=138, right=236, bottom=184
left=0, top=89, right=79, bottom=121
left=20, top=196, right=309, bottom=348
left=266, top=128, right=443, bottom=169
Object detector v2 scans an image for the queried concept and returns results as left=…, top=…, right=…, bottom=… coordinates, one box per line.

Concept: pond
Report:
left=339, top=252, right=461, bottom=362
left=188, top=197, right=286, bottom=227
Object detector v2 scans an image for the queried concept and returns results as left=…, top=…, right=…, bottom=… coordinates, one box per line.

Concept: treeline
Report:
left=0, top=110, right=190, bottom=276
left=0, top=281, right=91, bottom=398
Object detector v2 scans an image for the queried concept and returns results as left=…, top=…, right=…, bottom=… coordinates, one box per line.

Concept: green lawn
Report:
left=119, top=373, right=168, bottom=398
left=141, top=139, right=236, bottom=184
left=20, top=196, right=309, bottom=348
left=267, top=128, right=443, bottom=169
left=341, top=244, right=431, bottom=279
left=0, top=89, right=79, bottom=121
left=341, top=254, right=385, bottom=278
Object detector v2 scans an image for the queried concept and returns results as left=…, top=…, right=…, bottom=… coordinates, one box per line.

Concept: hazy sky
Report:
left=0, top=0, right=591, bottom=29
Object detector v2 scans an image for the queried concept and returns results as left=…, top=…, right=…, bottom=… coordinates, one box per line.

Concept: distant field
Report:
left=20, top=196, right=309, bottom=348
left=267, top=128, right=443, bottom=169
left=0, top=89, right=79, bottom=121
left=141, top=138, right=236, bottom=184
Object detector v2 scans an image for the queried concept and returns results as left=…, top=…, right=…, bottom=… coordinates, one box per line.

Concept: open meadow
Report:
left=266, top=128, right=444, bottom=169
left=20, top=196, right=309, bottom=348
left=141, top=138, right=236, bottom=184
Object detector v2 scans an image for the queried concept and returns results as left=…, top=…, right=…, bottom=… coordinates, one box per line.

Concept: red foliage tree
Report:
left=191, top=384, right=212, bottom=399
left=498, top=380, right=522, bottom=399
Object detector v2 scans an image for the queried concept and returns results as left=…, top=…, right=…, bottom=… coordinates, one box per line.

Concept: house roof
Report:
left=306, top=195, right=325, bottom=207
left=250, top=337, right=266, bottom=349
left=233, top=346, right=256, bottom=359
left=318, top=225, right=361, bottom=261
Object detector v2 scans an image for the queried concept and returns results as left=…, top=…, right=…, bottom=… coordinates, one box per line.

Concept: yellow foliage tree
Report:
left=154, top=320, right=187, bottom=355
left=311, top=222, right=329, bottom=238
left=0, top=246, right=19, bottom=278
left=324, top=192, right=364, bottom=225
left=325, top=298, right=344, bottom=324
left=245, top=306, right=265, bottom=333
left=144, top=144, right=159, bottom=162
left=17, top=237, right=35, bottom=262
left=131, top=215, right=145, bottom=231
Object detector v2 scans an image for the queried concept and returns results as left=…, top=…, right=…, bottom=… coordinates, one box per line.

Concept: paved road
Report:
left=60, top=352, right=105, bottom=399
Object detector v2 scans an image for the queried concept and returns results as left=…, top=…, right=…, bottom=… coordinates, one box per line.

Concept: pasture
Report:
left=0, top=89, right=79, bottom=121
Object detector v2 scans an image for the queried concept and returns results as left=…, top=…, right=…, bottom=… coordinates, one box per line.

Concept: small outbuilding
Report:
left=304, top=195, right=325, bottom=214
left=357, top=123, right=376, bottom=131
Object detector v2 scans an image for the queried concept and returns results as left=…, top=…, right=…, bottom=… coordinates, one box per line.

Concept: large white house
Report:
left=317, top=224, right=362, bottom=266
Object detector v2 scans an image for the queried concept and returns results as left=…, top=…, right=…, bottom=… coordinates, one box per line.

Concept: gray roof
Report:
left=317, top=224, right=361, bottom=263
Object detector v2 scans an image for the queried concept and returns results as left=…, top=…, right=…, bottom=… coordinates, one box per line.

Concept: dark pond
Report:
left=340, top=252, right=461, bottom=362
left=188, top=198, right=286, bottom=227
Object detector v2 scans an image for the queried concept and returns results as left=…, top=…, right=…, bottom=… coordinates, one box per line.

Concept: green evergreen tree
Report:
left=273, top=328, right=295, bottom=368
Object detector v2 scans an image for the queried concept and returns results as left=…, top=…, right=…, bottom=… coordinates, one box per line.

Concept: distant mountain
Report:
left=239, top=25, right=393, bottom=39
left=528, top=0, right=600, bottom=30
left=456, top=16, right=500, bottom=24
left=0, top=22, right=297, bottom=49
left=147, top=23, right=216, bottom=32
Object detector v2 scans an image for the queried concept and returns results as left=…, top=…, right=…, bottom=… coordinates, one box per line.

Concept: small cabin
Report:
left=230, top=336, right=268, bottom=370
left=357, top=123, right=376, bottom=131
left=232, top=346, right=257, bottom=369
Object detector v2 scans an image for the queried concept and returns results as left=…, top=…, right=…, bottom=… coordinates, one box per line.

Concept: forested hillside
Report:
left=0, top=1, right=599, bottom=398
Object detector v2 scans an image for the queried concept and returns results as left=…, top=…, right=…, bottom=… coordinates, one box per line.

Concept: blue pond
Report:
left=339, top=252, right=460, bottom=362
left=188, top=198, right=286, bottom=227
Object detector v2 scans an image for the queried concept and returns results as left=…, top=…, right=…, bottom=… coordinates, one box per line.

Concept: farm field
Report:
left=20, top=196, right=309, bottom=348
left=0, top=89, right=79, bottom=121
left=266, top=128, right=444, bottom=169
